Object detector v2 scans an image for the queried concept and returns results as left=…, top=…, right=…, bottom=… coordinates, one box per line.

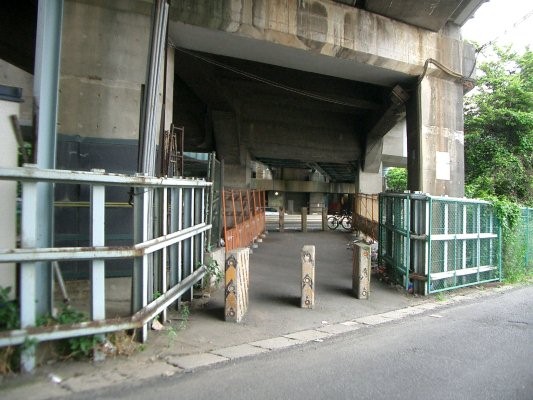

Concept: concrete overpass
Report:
left=1, top=0, right=483, bottom=202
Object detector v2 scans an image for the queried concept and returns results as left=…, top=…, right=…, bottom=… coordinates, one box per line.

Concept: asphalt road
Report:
left=67, top=286, right=533, bottom=400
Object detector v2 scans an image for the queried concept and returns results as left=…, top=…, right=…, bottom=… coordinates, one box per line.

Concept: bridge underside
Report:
left=172, top=49, right=392, bottom=184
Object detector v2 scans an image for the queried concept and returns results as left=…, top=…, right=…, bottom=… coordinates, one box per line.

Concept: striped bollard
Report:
left=301, top=245, right=315, bottom=308
left=353, top=242, right=371, bottom=299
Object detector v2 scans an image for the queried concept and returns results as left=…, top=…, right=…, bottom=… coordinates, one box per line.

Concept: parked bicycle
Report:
left=327, top=211, right=352, bottom=231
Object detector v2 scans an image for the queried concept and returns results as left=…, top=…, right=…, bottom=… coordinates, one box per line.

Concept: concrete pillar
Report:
left=59, top=1, right=150, bottom=144
left=407, top=75, right=465, bottom=196
left=358, top=166, right=383, bottom=195
left=0, top=87, right=20, bottom=298
left=352, top=242, right=371, bottom=299
left=301, top=207, right=307, bottom=233
left=279, top=207, right=285, bottom=233
left=301, top=245, right=315, bottom=308
left=309, top=192, right=325, bottom=214
left=224, top=247, right=250, bottom=322
left=321, top=207, right=327, bottom=231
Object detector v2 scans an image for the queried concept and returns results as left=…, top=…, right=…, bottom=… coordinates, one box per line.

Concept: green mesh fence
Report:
left=379, top=193, right=502, bottom=294
left=519, top=208, right=532, bottom=269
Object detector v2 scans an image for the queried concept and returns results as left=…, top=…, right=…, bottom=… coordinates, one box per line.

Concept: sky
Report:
left=461, top=0, right=533, bottom=53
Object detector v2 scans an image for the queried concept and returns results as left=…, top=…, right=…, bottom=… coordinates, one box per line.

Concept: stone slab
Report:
left=211, top=344, right=269, bottom=359
left=122, top=361, right=182, bottom=380
left=379, top=310, right=411, bottom=320
left=317, top=323, right=363, bottom=334
left=250, top=336, right=303, bottom=350
left=354, top=314, right=392, bottom=325
left=166, top=353, right=228, bottom=370
left=397, top=306, right=429, bottom=315
left=284, top=329, right=332, bottom=342
left=411, top=302, right=440, bottom=310
left=62, top=371, right=126, bottom=392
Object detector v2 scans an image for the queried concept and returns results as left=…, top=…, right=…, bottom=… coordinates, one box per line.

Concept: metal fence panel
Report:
left=379, top=193, right=502, bottom=295
left=0, top=166, right=212, bottom=372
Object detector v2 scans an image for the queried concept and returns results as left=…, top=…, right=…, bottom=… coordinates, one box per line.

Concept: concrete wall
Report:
left=0, top=61, right=33, bottom=126
left=0, top=95, right=20, bottom=297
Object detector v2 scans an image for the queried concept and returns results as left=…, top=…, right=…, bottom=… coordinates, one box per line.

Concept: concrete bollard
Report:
left=301, top=245, right=315, bottom=308
left=352, top=242, right=371, bottom=299
left=279, top=207, right=285, bottom=233
left=301, top=207, right=307, bottom=233
left=224, top=247, right=250, bottom=322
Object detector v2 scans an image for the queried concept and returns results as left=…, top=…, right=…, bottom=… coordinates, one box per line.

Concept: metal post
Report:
left=20, top=180, right=38, bottom=373
left=169, top=187, right=179, bottom=287
left=133, top=185, right=150, bottom=342
left=90, top=178, right=105, bottom=361
left=34, top=0, right=64, bottom=319
left=183, top=188, right=192, bottom=302
left=161, top=187, right=168, bottom=322
left=301, top=207, right=308, bottom=233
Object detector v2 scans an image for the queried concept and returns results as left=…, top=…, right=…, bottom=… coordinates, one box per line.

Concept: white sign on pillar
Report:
left=436, top=151, right=451, bottom=181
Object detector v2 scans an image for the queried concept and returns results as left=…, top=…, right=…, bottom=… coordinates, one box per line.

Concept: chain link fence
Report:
left=519, top=208, right=532, bottom=269
left=379, top=193, right=502, bottom=294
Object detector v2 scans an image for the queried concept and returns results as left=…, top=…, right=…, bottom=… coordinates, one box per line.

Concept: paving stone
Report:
left=211, top=344, right=269, bottom=359
left=284, top=329, right=332, bottom=342
left=340, top=320, right=360, bottom=326
left=412, top=302, right=440, bottom=310
left=250, top=336, right=303, bottom=350
left=395, top=306, right=428, bottom=315
left=1, top=381, right=70, bottom=400
left=122, top=361, right=182, bottom=380
left=62, top=371, right=126, bottom=392
left=379, top=310, right=410, bottom=320
left=317, top=323, right=363, bottom=334
left=166, top=353, right=228, bottom=370
left=354, top=314, right=392, bottom=325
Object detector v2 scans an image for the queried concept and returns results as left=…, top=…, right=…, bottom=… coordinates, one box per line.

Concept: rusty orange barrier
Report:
left=222, top=189, right=266, bottom=252
left=353, top=193, right=379, bottom=240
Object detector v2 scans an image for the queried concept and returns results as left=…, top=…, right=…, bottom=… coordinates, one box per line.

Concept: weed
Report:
left=196, top=259, right=223, bottom=292
left=38, top=306, right=102, bottom=360
left=177, top=304, right=190, bottom=331
left=0, top=287, right=19, bottom=331
left=435, top=292, right=446, bottom=302
left=0, top=287, right=20, bottom=374
left=166, top=326, right=178, bottom=347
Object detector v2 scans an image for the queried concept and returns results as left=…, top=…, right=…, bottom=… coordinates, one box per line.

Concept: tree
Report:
left=464, top=47, right=533, bottom=206
left=385, top=167, right=407, bottom=191
left=465, top=47, right=533, bottom=282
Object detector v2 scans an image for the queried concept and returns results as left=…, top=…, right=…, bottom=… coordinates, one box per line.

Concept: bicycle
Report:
left=327, top=211, right=352, bottom=231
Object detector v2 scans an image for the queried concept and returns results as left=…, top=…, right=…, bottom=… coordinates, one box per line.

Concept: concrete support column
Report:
left=59, top=1, right=150, bottom=144
left=406, top=75, right=465, bottom=196
left=301, top=207, right=307, bottom=233
left=309, top=192, right=325, bottom=214
left=358, top=167, right=383, bottom=195
left=301, top=245, right=315, bottom=309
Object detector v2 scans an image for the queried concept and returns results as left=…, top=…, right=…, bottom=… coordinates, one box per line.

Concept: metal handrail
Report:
left=0, top=166, right=213, bottom=371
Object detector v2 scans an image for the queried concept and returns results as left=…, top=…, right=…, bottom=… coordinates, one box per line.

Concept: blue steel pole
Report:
left=33, top=0, right=64, bottom=318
